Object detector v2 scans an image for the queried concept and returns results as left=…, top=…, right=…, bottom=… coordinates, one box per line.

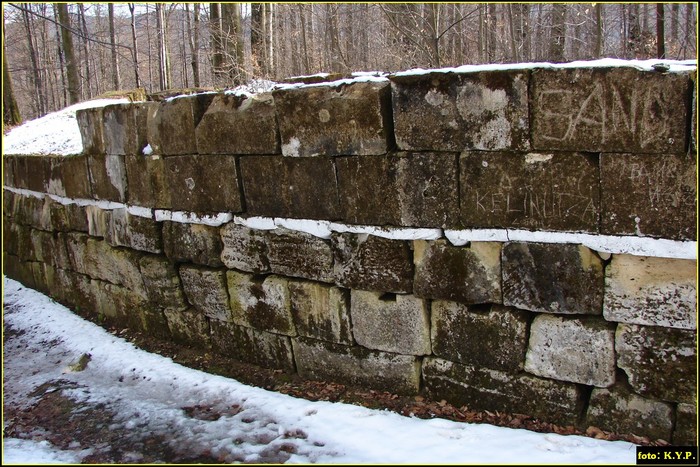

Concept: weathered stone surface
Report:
left=335, top=155, right=399, bottom=225
left=239, top=155, right=340, bottom=219
left=265, top=228, right=334, bottom=283
left=531, top=67, right=691, bottom=154
left=332, top=233, right=413, bottom=293
left=673, top=403, right=697, bottom=445
left=273, top=80, right=393, bottom=157
left=125, top=155, right=171, bottom=208
left=86, top=205, right=112, bottom=238
left=525, top=315, right=616, bottom=387
left=30, top=229, right=70, bottom=269
left=600, top=153, right=696, bottom=240
left=76, top=107, right=105, bottom=155
left=107, top=209, right=162, bottom=254
left=423, top=357, right=583, bottom=426
left=163, top=154, right=242, bottom=213
left=15, top=155, right=51, bottom=192
left=163, top=221, right=223, bottom=267
left=392, top=70, right=530, bottom=151
left=87, top=154, right=128, bottom=202
left=102, top=102, right=154, bottom=155
left=49, top=200, right=89, bottom=233
left=163, top=308, right=211, bottom=348
left=220, top=222, right=269, bottom=273
left=502, top=242, right=604, bottom=314
left=147, top=94, right=214, bottom=155
left=12, top=194, right=51, bottom=230
left=288, top=280, right=352, bottom=344
left=585, top=383, right=673, bottom=441
left=210, top=320, right=295, bottom=371
left=351, top=290, right=430, bottom=355
left=179, top=265, right=231, bottom=322
left=604, top=255, right=696, bottom=330
left=414, top=240, right=501, bottom=304
left=460, top=151, right=599, bottom=232
left=616, top=324, right=696, bottom=403
left=139, top=255, right=189, bottom=311
left=292, top=337, right=421, bottom=394
left=431, top=302, right=528, bottom=372
left=195, top=93, right=279, bottom=154
left=48, top=155, right=92, bottom=199
left=4, top=223, right=30, bottom=259
left=3, top=155, right=17, bottom=187
left=226, top=271, right=295, bottom=336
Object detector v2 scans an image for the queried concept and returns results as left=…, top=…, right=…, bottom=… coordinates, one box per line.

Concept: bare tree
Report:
left=656, top=4, right=666, bottom=58
left=155, top=3, right=171, bottom=90
left=127, top=3, right=141, bottom=88
left=549, top=3, right=567, bottom=62
left=55, top=2, right=80, bottom=104
left=3, top=19, right=22, bottom=125
left=108, top=3, right=121, bottom=89
left=185, top=3, right=201, bottom=87
left=221, top=2, right=244, bottom=84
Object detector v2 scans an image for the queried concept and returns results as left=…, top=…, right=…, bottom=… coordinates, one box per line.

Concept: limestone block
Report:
left=15, top=155, right=51, bottom=192
left=4, top=223, right=29, bottom=259
left=601, top=153, right=696, bottom=240
left=616, top=324, right=696, bottom=403
left=87, top=154, right=128, bottom=202
left=292, top=337, right=421, bottom=394
left=5, top=257, right=42, bottom=291
left=673, top=403, right=697, bottom=445
left=195, top=92, right=279, bottom=154
left=332, top=233, right=413, bottom=293
left=162, top=221, right=223, bottom=267
left=86, top=205, right=112, bottom=238
left=239, top=155, right=340, bottom=220
left=220, top=222, right=269, bottom=273
left=525, top=315, right=616, bottom=387
left=163, top=154, right=242, bottom=213
left=147, top=94, right=214, bottom=155
left=585, top=383, right=673, bottom=442
left=604, top=255, right=696, bottom=330
left=273, top=80, right=393, bottom=157
left=391, top=70, right=530, bottom=151
left=139, top=255, right=189, bottom=311
left=76, top=107, right=105, bottom=155
left=3, top=189, right=15, bottom=217
left=13, top=195, right=51, bottom=230
left=265, top=228, right=334, bottom=283
left=49, top=200, right=89, bottom=233
left=531, top=67, right=691, bottom=154
left=288, top=280, right=352, bottom=344
left=3, top=155, right=17, bottom=187
left=48, top=155, right=92, bottom=199
left=46, top=268, right=96, bottom=314
left=107, top=208, right=162, bottom=254
left=414, top=240, right=501, bottom=304
left=30, top=229, right=70, bottom=268
left=163, top=308, right=211, bottom=348
left=125, top=155, right=170, bottom=208
left=502, top=242, right=604, bottom=314
left=210, top=320, right=295, bottom=371
left=102, top=102, right=153, bottom=155
left=422, top=357, right=583, bottom=426
left=460, top=151, right=599, bottom=232
left=350, top=290, right=430, bottom=355
left=431, top=302, right=528, bottom=372
left=179, top=265, right=231, bottom=322
left=226, top=271, right=295, bottom=336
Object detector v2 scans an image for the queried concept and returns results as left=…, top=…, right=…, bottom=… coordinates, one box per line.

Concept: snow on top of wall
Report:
left=273, top=73, right=390, bottom=91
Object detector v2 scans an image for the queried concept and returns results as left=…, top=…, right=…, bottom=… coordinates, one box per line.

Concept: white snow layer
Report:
left=3, top=277, right=637, bottom=465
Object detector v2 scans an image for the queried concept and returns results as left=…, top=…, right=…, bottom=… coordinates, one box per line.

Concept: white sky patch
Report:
left=3, top=277, right=638, bottom=465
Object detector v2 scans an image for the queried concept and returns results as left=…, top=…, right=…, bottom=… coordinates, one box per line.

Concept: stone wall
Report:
left=3, top=63, right=697, bottom=444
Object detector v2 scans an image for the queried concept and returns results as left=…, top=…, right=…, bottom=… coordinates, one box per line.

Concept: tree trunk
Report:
left=210, top=3, right=225, bottom=82
left=221, top=3, right=245, bottom=84
left=3, top=22, right=22, bottom=125
left=298, top=4, right=311, bottom=74
left=670, top=4, right=679, bottom=41
left=56, top=3, right=80, bottom=104
left=548, top=3, right=567, bottom=62
left=251, top=3, right=266, bottom=76
left=127, top=3, right=141, bottom=88
left=155, top=4, right=171, bottom=90
left=487, top=4, right=497, bottom=62
left=656, top=4, right=665, bottom=58
left=595, top=4, right=603, bottom=58
left=185, top=3, right=201, bottom=87
left=108, top=4, right=121, bottom=90
left=78, top=4, right=93, bottom=96
left=52, top=5, right=67, bottom=107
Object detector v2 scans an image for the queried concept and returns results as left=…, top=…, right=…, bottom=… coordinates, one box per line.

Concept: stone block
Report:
left=125, top=155, right=170, bottom=208
left=335, top=155, right=399, bottom=225
left=226, top=271, right=295, bottom=336
left=49, top=200, right=89, bottom=233
left=86, top=205, right=112, bottom=238
left=332, top=233, right=413, bottom=293
left=350, top=290, right=430, bottom=355
left=585, top=383, right=673, bottom=442
left=210, top=320, right=295, bottom=371
left=673, top=403, right=697, bottom=445
left=162, top=221, right=223, bottom=267
left=163, top=154, right=242, bottom=213
left=107, top=208, right=162, bottom=254
left=47, top=268, right=96, bottom=315
left=15, top=155, right=51, bottom=192
left=414, top=240, right=501, bottom=304
left=3, top=155, right=17, bottom=187
left=4, top=223, right=28, bottom=258
left=391, top=70, right=530, bottom=151
left=601, top=153, right=696, bottom=240
left=616, top=324, right=696, bottom=403
left=48, top=155, right=92, bottom=199
left=30, top=229, right=70, bottom=269
left=179, top=265, right=231, bottom=322
left=265, top=228, right=334, bottom=283
left=14, top=195, right=52, bottom=231
left=195, top=92, right=279, bottom=154
left=292, top=337, right=421, bottom=394
left=163, top=308, right=211, bottom=348
left=102, top=102, right=153, bottom=155
left=604, top=255, right=696, bottom=330
left=87, top=154, right=128, bottom=202
left=239, top=155, right=340, bottom=219
left=220, top=222, right=269, bottom=273
left=460, top=151, right=599, bottom=232
left=422, top=357, right=583, bottom=426
left=288, top=280, right=352, bottom=344
left=76, top=107, right=105, bottom=155
left=531, top=67, right=691, bottom=154
left=525, top=315, right=616, bottom=387
left=147, top=93, right=214, bottom=155
left=273, top=80, right=393, bottom=157
left=502, top=242, right=604, bottom=314
left=431, top=302, right=528, bottom=372
left=139, top=255, right=189, bottom=311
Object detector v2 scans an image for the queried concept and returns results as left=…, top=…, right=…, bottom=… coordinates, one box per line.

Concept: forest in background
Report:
left=3, top=2, right=697, bottom=124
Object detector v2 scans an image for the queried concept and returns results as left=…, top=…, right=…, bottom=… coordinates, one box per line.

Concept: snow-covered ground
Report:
left=3, top=277, right=637, bottom=464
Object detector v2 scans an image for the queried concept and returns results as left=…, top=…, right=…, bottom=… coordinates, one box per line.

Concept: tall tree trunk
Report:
left=210, top=3, right=225, bottom=82
left=656, top=4, right=665, bottom=58
left=53, top=5, right=67, bottom=107
left=670, top=4, right=679, bottom=41
left=298, top=4, right=310, bottom=74
left=595, top=4, right=603, bottom=58
left=108, top=4, right=121, bottom=89
left=221, top=3, right=245, bottom=84
left=78, top=4, right=93, bottom=96
left=155, top=4, right=171, bottom=90
left=251, top=3, right=266, bottom=75
left=56, top=3, right=80, bottom=104
left=3, top=22, right=22, bottom=125
left=185, top=3, right=201, bottom=87
left=127, top=3, right=141, bottom=88
left=487, top=3, right=497, bottom=62
left=548, top=3, right=567, bottom=62
left=507, top=4, right=518, bottom=62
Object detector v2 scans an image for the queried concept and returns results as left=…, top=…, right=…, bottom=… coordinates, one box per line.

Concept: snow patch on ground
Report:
left=2, top=438, right=90, bottom=464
